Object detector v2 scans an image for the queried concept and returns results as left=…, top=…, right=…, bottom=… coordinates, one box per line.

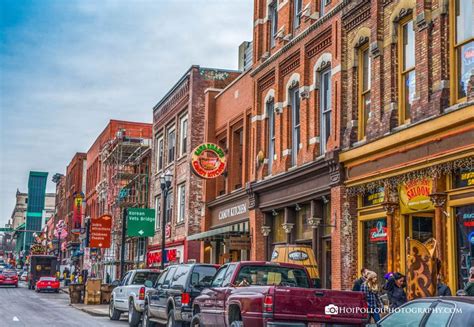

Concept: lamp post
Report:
left=159, top=170, right=173, bottom=270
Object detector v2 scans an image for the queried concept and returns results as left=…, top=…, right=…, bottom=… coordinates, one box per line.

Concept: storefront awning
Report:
left=187, top=221, right=249, bottom=241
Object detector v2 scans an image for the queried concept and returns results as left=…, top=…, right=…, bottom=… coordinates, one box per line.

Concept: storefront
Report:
left=187, top=191, right=250, bottom=264
left=146, top=241, right=185, bottom=268
left=341, top=105, right=474, bottom=294
left=249, top=159, right=339, bottom=289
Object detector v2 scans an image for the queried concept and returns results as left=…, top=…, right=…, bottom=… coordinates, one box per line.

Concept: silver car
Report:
left=109, top=269, right=161, bottom=326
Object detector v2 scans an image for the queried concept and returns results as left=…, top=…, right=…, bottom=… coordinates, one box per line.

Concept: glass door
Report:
left=409, top=214, right=434, bottom=243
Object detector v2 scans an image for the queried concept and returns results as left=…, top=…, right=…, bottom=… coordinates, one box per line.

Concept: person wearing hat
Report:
left=464, top=267, right=474, bottom=296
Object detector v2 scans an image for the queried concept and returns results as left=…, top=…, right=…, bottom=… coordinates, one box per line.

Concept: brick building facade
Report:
left=188, top=70, right=253, bottom=264
left=339, top=0, right=474, bottom=294
left=148, top=66, right=240, bottom=267
left=247, top=0, right=346, bottom=289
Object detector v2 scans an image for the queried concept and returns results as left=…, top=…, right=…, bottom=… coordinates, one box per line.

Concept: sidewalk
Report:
left=70, top=303, right=110, bottom=317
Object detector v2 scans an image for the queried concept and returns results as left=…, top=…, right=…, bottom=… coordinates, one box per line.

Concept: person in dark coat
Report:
left=437, top=274, right=452, bottom=296
left=464, top=267, right=474, bottom=296
left=352, top=267, right=368, bottom=292
left=384, top=272, right=407, bottom=308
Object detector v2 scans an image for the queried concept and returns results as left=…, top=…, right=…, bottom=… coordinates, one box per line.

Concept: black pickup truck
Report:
left=142, top=263, right=218, bottom=327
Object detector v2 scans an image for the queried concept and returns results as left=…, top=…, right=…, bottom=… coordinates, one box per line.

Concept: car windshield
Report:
left=131, top=271, right=161, bottom=285
left=235, top=265, right=310, bottom=288
left=3, top=270, right=17, bottom=276
left=39, top=277, right=57, bottom=281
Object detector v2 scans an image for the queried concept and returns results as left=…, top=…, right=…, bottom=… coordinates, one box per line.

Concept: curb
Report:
left=69, top=304, right=109, bottom=317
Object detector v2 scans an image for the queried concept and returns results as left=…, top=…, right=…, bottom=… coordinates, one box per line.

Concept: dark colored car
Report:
left=191, top=261, right=368, bottom=327
left=0, top=269, right=19, bottom=287
left=377, top=297, right=474, bottom=327
left=143, top=263, right=218, bottom=327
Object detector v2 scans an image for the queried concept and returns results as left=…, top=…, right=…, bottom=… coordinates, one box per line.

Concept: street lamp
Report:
left=159, top=170, right=173, bottom=270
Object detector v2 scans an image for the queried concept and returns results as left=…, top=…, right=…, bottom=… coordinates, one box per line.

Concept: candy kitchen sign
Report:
left=399, top=178, right=434, bottom=214
left=191, top=143, right=226, bottom=179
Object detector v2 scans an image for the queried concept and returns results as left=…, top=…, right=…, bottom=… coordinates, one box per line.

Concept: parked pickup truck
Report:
left=191, top=261, right=368, bottom=327
left=109, top=269, right=161, bottom=326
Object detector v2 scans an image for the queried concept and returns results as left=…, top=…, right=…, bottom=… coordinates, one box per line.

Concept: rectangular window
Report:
left=154, top=196, right=161, bottom=230
left=320, top=0, right=326, bottom=16
left=320, top=69, right=332, bottom=154
left=358, top=45, right=371, bottom=140
left=167, top=128, right=176, bottom=164
left=267, top=100, right=275, bottom=174
left=455, top=205, right=474, bottom=290
left=454, top=0, right=474, bottom=101
left=269, top=1, right=278, bottom=48
left=293, top=0, right=302, bottom=30
left=177, top=184, right=185, bottom=224
left=179, top=115, right=188, bottom=156
left=399, top=18, right=415, bottom=123
left=290, top=87, right=300, bottom=166
left=272, top=211, right=286, bottom=243
left=156, top=135, right=164, bottom=172
left=362, top=218, right=388, bottom=288
left=165, top=191, right=173, bottom=224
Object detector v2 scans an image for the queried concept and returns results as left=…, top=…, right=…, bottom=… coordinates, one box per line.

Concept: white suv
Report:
left=109, top=269, right=161, bottom=326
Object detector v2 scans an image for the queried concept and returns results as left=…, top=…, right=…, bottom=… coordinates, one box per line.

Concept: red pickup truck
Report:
left=191, top=261, right=368, bottom=327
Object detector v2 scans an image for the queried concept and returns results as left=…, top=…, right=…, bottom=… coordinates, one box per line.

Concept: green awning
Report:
left=187, top=221, right=249, bottom=241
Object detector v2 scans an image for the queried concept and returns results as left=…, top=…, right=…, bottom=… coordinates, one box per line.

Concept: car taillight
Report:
left=263, top=295, right=273, bottom=313
left=181, top=292, right=190, bottom=306
left=139, top=287, right=145, bottom=300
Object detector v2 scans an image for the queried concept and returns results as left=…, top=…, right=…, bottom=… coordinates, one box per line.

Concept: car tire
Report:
left=167, top=309, right=183, bottom=327
left=128, top=299, right=141, bottom=327
left=109, top=297, right=121, bottom=321
left=190, top=313, right=201, bottom=327
left=230, top=320, right=243, bottom=327
left=142, top=303, right=156, bottom=327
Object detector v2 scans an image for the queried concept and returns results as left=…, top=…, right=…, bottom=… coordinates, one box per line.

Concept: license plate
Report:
left=6, top=278, right=11, bottom=280
left=309, top=324, right=324, bottom=327
left=47, top=286, right=51, bottom=288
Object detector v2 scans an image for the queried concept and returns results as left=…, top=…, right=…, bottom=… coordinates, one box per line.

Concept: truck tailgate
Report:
left=273, top=287, right=368, bottom=324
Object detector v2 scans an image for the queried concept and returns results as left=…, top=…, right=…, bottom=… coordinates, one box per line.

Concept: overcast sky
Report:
left=0, top=0, right=253, bottom=226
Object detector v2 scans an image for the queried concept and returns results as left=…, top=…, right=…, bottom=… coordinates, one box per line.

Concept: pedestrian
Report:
left=384, top=272, right=407, bottom=308
left=361, top=271, right=383, bottom=323
left=352, top=267, right=368, bottom=292
left=437, top=274, right=452, bottom=296
left=464, top=267, right=474, bottom=296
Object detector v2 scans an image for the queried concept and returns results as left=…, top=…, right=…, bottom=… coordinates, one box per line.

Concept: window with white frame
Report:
left=165, top=190, right=173, bottom=224
left=269, top=1, right=278, bottom=48
left=177, top=183, right=186, bottom=223
left=156, top=135, right=164, bottom=172
left=267, top=99, right=275, bottom=174
left=179, top=115, right=188, bottom=156
left=290, top=87, right=300, bottom=166
left=320, top=68, right=331, bottom=154
left=154, top=195, right=161, bottom=230
left=294, top=0, right=302, bottom=30
left=167, top=127, right=176, bottom=164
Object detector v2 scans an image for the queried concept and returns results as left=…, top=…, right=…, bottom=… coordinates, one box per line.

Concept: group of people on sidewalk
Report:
left=351, top=266, right=474, bottom=323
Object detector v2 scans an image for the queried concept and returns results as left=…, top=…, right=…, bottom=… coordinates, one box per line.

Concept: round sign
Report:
left=288, top=250, right=309, bottom=261
left=191, top=143, right=226, bottom=179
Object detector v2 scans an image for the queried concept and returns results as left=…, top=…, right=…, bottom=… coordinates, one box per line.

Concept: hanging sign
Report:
left=30, top=244, right=47, bottom=255
left=89, top=215, right=112, bottom=248
left=72, top=193, right=84, bottom=234
left=191, top=143, right=226, bottom=179
left=399, top=178, right=434, bottom=214
left=127, top=208, right=156, bottom=237
left=369, top=220, right=388, bottom=243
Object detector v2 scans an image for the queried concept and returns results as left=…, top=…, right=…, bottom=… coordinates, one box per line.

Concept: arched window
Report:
left=266, top=98, right=275, bottom=174
left=289, top=85, right=300, bottom=166
left=320, top=69, right=331, bottom=154
left=398, top=15, right=415, bottom=124
left=358, top=44, right=371, bottom=139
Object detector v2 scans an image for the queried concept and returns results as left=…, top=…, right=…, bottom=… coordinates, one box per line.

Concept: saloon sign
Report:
left=399, top=178, right=434, bottom=214
left=191, top=143, right=226, bottom=179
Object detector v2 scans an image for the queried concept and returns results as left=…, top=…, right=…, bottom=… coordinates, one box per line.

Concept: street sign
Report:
left=0, top=228, right=13, bottom=232
left=127, top=208, right=155, bottom=237
left=90, top=215, right=112, bottom=248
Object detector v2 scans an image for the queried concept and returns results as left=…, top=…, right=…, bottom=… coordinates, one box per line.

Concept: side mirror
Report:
left=111, top=280, right=121, bottom=287
left=144, top=280, right=153, bottom=288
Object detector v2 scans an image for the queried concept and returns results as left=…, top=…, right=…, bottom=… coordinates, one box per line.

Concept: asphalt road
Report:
left=0, top=282, right=128, bottom=327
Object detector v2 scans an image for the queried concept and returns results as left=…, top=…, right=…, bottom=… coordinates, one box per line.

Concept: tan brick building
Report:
left=148, top=66, right=240, bottom=267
